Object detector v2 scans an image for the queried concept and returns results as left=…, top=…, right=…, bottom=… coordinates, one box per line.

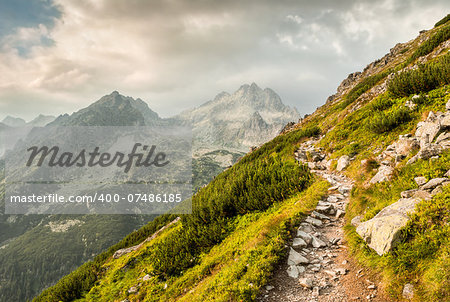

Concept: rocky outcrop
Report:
left=356, top=198, right=421, bottom=255
left=358, top=173, right=449, bottom=255
left=371, top=103, right=450, bottom=181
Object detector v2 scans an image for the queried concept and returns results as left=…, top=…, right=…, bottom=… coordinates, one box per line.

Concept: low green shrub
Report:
left=408, top=23, right=450, bottom=64
left=434, top=13, right=450, bottom=28
left=367, top=107, right=412, bottom=134
left=339, top=71, right=391, bottom=110
left=388, top=53, right=450, bottom=97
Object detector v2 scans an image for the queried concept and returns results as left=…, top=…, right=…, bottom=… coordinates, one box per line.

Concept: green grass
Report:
left=346, top=150, right=450, bottom=301
left=34, top=125, right=320, bottom=302
left=434, top=14, right=450, bottom=28
left=80, top=180, right=329, bottom=302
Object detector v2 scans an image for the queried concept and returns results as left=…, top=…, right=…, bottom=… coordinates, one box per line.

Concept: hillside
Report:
left=0, top=85, right=296, bottom=302
left=34, top=15, right=450, bottom=302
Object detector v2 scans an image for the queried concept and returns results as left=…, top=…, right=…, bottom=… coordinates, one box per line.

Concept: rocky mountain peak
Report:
left=1, top=116, right=26, bottom=127
left=50, top=91, right=159, bottom=126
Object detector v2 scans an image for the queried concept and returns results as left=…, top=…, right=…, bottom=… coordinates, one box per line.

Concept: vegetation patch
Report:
left=346, top=151, right=450, bottom=300
left=388, top=53, right=450, bottom=97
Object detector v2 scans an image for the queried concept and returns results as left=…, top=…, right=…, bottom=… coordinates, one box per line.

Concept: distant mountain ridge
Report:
left=173, top=83, right=300, bottom=151
left=50, top=91, right=160, bottom=126
left=45, top=83, right=299, bottom=152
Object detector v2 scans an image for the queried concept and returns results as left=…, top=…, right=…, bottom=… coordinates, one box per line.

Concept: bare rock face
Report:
left=369, top=165, right=394, bottom=184
left=356, top=198, right=421, bottom=255
left=337, top=155, right=351, bottom=171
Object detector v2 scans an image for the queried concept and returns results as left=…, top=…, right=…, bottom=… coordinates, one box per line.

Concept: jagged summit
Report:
left=50, top=91, right=160, bottom=126
left=174, top=83, right=300, bottom=151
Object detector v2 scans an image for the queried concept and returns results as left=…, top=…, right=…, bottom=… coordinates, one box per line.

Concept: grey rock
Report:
left=324, top=270, right=337, bottom=278
left=142, top=274, right=151, bottom=281
left=441, top=115, right=450, bottom=129
left=395, top=137, right=419, bottom=156
left=421, top=177, right=448, bottom=190
left=414, top=176, right=427, bottom=186
left=288, top=247, right=309, bottom=265
left=401, top=189, right=419, bottom=198
left=296, top=230, right=313, bottom=245
left=305, top=216, right=323, bottom=227
left=298, top=223, right=314, bottom=233
left=356, top=198, right=421, bottom=255
left=311, top=235, right=327, bottom=248
left=338, top=185, right=352, bottom=195
left=431, top=186, right=443, bottom=196
left=446, top=99, right=450, bottom=111
left=415, top=120, right=441, bottom=146
left=265, top=285, right=274, bottom=291
left=311, top=211, right=331, bottom=220
left=402, top=283, right=414, bottom=300
left=337, top=155, right=351, bottom=171
left=293, top=237, right=308, bottom=248
left=370, top=165, right=394, bottom=184
left=312, top=286, right=320, bottom=296
left=287, top=265, right=300, bottom=278
left=335, top=268, right=347, bottom=275
left=286, top=265, right=298, bottom=278
left=335, top=209, right=345, bottom=218
left=446, top=170, right=450, bottom=178
left=436, top=132, right=450, bottom=147
left=417, top=143, right=442, bottom=160
left=407, top=154, right=419, bottom=165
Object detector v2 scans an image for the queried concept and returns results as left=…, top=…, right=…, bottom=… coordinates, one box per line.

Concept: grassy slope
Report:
left=305, top=19, right=449, bottom=301
left=34, top=124, right=320, bottom=302
left=80, top=180, right=328, bottom=302
left=35, top=16, right=450, bottom=302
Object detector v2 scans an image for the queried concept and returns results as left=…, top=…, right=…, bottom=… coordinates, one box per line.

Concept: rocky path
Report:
left=257, top=143, right=391, bottom=302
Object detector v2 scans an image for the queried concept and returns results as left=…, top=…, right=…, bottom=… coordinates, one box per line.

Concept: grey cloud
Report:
left=0, top=0, right=449, bottom=120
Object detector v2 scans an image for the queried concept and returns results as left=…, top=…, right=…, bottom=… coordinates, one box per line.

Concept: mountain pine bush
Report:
left=388, top=53, right=450, bottom=97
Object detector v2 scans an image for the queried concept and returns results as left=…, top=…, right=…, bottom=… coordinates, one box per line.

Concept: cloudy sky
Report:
left=0, top=0, right=448, bottom=121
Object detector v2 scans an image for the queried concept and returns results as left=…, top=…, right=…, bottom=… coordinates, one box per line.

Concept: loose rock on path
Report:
left=257, top=142, right=392, bottom=302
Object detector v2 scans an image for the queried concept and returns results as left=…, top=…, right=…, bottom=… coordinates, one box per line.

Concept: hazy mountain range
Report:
left=0, top=83, right=299, bottom=302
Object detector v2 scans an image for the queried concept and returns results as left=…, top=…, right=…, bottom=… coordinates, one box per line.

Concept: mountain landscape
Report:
left=28, top=15, right=450, bottom=302
left=0, top=84, right=298, bottom=301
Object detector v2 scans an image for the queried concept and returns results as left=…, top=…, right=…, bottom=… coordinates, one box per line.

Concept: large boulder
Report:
left=369, top=165, right=394, bottom=184
left=395, top=137, right=419, bottom=156
left=417, top=143, right=442, bottom=160
left=436, top=132, right=450, bottom=147
left=337, top=155, right=350, bottom=171
left=415, top=112, right=441, bottom=146
left=356, top=198, right=421, bottom=255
